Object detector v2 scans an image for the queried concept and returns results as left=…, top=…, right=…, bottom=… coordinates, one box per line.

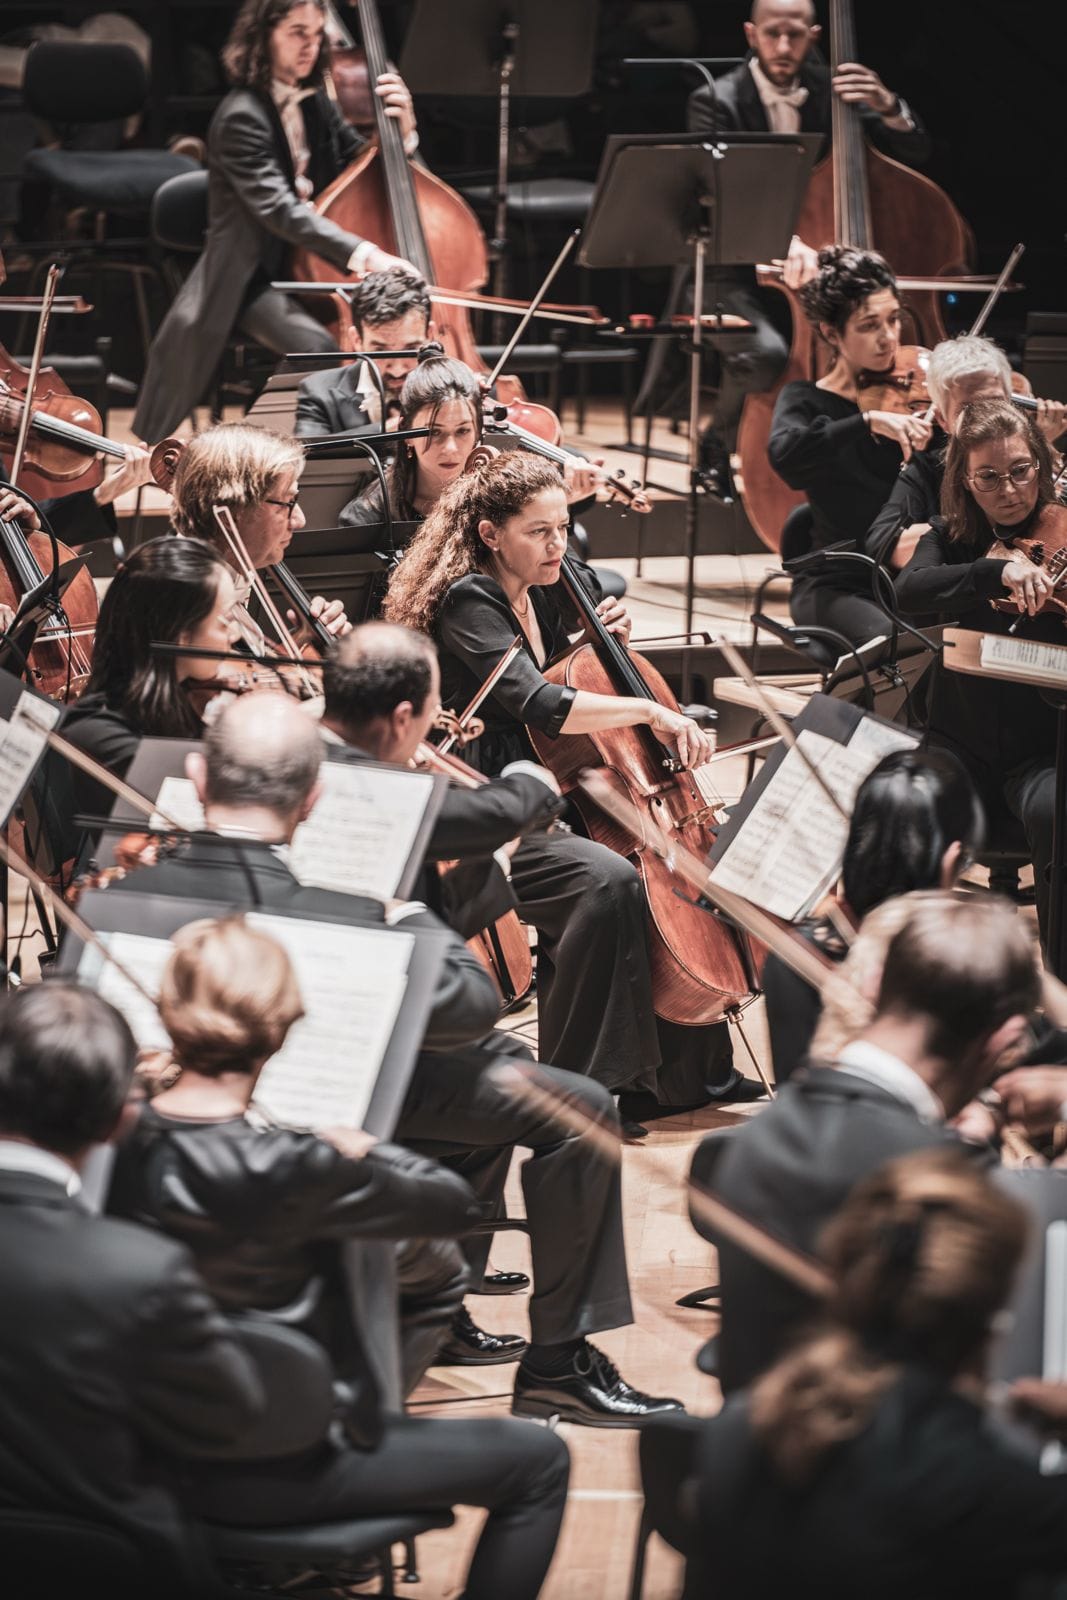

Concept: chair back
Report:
left=779, top=502, right=815, bottom=566
left=688, top=1127, right=736, bottom=1241
left=152, top=170, right=209, bottom=254
left=211, top=1318, right=336, bottom=1462
left=23, top=41, right=147, bottom=125
left=0, top=1508, right=147, bottom=1590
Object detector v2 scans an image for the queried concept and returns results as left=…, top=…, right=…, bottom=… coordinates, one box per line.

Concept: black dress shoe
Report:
left=437, top=1307, right=528, bottom=1367
left=478, top=1269, right=531, bottom=1296
left=511, top=1341, right=685, bottom=1428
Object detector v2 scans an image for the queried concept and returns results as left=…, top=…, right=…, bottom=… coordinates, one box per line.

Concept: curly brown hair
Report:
left=941, top=399, right=1056, bottom=545
left=383, top=451, right=564, bottom=635
left=798, top=244, right=898, bottom=337
left=222, top=0, right=330, bottom=93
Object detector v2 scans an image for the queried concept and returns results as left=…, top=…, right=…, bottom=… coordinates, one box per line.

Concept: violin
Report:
left=0, top=341, right=129, bottom=503
left=988, top=502, right=1067, bottom=624
left=472, top=414, right=652, bottom=516
left=0, top=503, right=99, bottom=700
left=854, top=345, right=932, bottom=416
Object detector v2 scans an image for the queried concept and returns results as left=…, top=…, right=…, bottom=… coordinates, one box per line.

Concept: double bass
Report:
left=733, top=0, right=976, bottom=551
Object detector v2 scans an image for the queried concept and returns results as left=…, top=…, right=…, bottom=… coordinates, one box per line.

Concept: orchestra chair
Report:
left=201, top=1318, right=454, bottom=1595
left=675, top=1126, right=736, bottom=1366
left=628, top=1414, right=703, bottom=1600
left=20, top=40, right=198, bottom=362
left=0, top=1508, right=149, bottom=1594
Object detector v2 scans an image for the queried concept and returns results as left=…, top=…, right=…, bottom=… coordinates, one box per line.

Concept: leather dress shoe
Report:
left=478, top=1269, right=531, bottom=1296
left=437, top=1307, right=528, bottom=1366
left=511, top=1341, right=685, bottom=1428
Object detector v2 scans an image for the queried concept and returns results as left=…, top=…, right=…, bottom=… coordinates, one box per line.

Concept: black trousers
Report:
left=187, top=1414, right=569, bottom=1600
left=395, top=1236, right=468, bottom=1393
left=397, top=1045, right=633, bottom=1346
left=789, top=568, right=895, bottom=655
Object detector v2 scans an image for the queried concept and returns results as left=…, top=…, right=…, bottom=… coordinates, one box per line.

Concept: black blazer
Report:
left=696, top=1066, right=959, bottom=1393
left=294, top=363, right=377, bottom=439
left=0, top=1168, right=262, bottom=1592
left=106, top=833, right=502, bottom=1051
left=685, top=1368, right=1067, bottom=1600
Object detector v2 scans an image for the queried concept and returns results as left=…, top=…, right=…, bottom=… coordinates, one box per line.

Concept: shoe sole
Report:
left=436, top=1346, right=529, bottom=1368
left=475, top=1282, right=531, bottom=1297
left=511, top=1396, right=678, bottom=1429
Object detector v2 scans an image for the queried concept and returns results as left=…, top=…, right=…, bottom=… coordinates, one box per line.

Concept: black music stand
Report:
left=578, top=132, right=818, bottom=653
left=277, top=522, right=422, bottom=622
left=401, top=0, right=596, bottom=313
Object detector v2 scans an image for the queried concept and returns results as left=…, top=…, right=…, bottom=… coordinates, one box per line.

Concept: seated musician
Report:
left=867, top=333, right=1067, bottom=572
left=168, top=421, right=350, bottom=643
left=681, top=1149, right=1067, bottom=1600
left=701, top=891, right=1038, bottom=1395
left=108, top=915, right=476, bottom=1405
left=894, top=399, right=1067, bottom=970
left=0, top=982, right=264, bottom=1595
left=295, top=267, right=433, bottom=436
left=762, top=746, right=985, bottom=1083
left=383, top=449, right=751, bottom=1119
left=132, top=0, right=420, bottom=444
left=768, top=246, right=933, bottom=650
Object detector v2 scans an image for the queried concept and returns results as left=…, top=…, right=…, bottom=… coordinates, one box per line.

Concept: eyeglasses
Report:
left=965, top=461, right=1038, bottom=493
left=264, top=494, right=300, bottom=518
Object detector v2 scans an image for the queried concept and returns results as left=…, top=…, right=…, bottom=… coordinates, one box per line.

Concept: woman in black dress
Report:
left=384, top=450, right=747, bottom=1115
left=769, top=245, right=934, bottom=649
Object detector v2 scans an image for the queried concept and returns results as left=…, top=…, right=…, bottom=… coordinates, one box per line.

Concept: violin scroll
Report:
left=150, top=436, right=186, bottom=492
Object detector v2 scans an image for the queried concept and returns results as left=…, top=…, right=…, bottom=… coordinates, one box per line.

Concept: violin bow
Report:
left=44, top=729, right=183, bottom=832
left=435, top=635, right=524, bottom=755
left=211, top=505, right=320, bottom=699
left=912, top=242, right=1026, bottom=433
left=9, top=262, right=60, bottom=486
left=484, top=231, right=579, bottom=393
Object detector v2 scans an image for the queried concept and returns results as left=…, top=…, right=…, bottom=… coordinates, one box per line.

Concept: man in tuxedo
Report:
left=696, top=892, right=1038, bottom=1393
left=0, top=982, right=264, bottom=1594
left=650, top=0, right=929, bottom=495
left=295, top=268, right=434, bottom=437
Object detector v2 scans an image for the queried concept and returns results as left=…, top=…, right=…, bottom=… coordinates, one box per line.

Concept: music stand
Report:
left=578, top=132, right=818, bottom=653
left=274, top=522, right=423, bottom=623
left=401, top=0, right=597, bottom=314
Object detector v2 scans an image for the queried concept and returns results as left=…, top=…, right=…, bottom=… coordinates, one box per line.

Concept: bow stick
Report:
left=435, top=636, right=524, bottom=756
left=485, top=231, right=578, bottom=393
left=9, top=263, right=60, bottom=486
left=211, top=505, right=320, bottom=699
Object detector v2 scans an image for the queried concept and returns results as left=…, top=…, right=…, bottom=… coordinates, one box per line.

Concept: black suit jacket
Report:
left=294, top=363, right=377, bottom=439
left=696, top=1066, right=959, bottom=1393
left=0, top=1168, right=262, bottom=1592
left=107, top=834, right=501, bottom=1050
left=688, top=57, right=931, bottom=168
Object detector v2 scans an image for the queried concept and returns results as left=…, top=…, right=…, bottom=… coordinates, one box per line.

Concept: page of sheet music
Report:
left=0, top=691, right=61, bottom=826
left=711, top=725, right=913, bottom=921
left=88, top=916, right=413, bottom=1131
left=980, top=633, right=1067, bottom=686
left=151, top=764, right=434, bottom=900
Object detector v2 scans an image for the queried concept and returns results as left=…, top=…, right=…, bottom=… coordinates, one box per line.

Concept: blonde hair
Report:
left=383, top=451, right=564, bottom=636
left=750, top=1149, right=1028, bottom=1482
left=158, top=916, right=304, bottom=1075
left=170, top=423, right=304, bottom=540
left=925, top=335, right=1013, bottom=413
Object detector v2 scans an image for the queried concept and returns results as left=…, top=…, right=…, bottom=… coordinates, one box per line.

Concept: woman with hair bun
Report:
left=768, top=245, right=933, bottom=648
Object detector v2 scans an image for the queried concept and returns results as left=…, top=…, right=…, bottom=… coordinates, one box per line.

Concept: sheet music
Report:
left=89, top=917, right=413, bottom=1133
left=710, top=723, right=915, bottom=921
left=150, top=764, right=435, bottom=899
left=0, top=691, right=61, bottom=825
left=980, top=633, right=1067, bottom=687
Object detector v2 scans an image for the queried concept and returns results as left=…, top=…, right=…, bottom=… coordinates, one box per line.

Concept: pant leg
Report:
left=397, top=1051, right=633, bottom=1345
left=1003, top=758, right=1058, bottom=967
left=789, top=569, right=897, bottom=654
left=709, top=284, right=790, bottom=441
left=395, top=1236, right=469, bottom=1395
left=237, top=287, right=339, bottom=358
left=507, top=830, right=660, bottom=1091
left=188, top=1413, right=570, bottom=1600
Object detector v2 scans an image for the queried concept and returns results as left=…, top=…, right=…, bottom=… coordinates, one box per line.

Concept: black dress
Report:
left=769, top=381, right=907, bottom=649
left=434, top=571, right=737, bottom=1102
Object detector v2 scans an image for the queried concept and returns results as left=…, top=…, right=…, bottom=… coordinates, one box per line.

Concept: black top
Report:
left=685, top=1368, right=1067, bottom=1600
left=864, top=436, right=946, bottom=566
left=894, top=510, right=1060, bottom=779
left=769, top=383, right=905, bottom=582
left=59, top=691, right=142, bottom=812
left=434, top=571, right=584, bottom=775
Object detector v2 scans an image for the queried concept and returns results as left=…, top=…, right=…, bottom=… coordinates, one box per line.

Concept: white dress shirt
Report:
left=0, top=1139, right=81, bottom=1195
left=836, top=1039, right=944, bottom=1124
left=748, top=59, right=808, bottom=134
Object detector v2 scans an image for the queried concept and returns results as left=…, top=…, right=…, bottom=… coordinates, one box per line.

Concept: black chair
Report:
left=20, top=40, right=197, bottom=359
left=0, top=1509, right=149, bottom=1595
left=201, top=1318, right=454, bottom=1596
left=628, top=1414, right=703, bottom=1600
left=678, top=1127, right=739, bottom=1375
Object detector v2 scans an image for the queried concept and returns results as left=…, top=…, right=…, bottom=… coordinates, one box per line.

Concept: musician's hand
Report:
left=1001, top=557, right=1057, bottom=617
left=993, top=1066, right=1067, bottom=1135
left=375, top=71, right=417, bottom=147
left=595, top=596, right=632, bottom=643
left=646, top=704, right=715, bottom=769
left=831, top=61, right=899, bottom=117
left=359, top=245, right=421, bottom=279
left=1036, top=398, right=1067, bottom=444
left=0, top=485, right=40, bottom=531
left=316, top=1126, right=379, bottom=1161
left=780, top=234, right=820, bottom=291
left=950, top=1099, right=1000, bottom=1145
left=564, top=457, right=603, bottom=504
left=0, top=603, right=15, bottom=634
left=301, top=596, right=352, bottom=638
left=866, top=409, right=933, bottom=462
left=889, top=522, right=932, bottom=571
left=93, top=442, right=154, bottom=507
left=1009, top=1378, right=1067, bottom=1434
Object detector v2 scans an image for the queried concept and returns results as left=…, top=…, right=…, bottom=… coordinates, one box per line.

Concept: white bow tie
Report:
left=750, top=61, right=809, bottom=109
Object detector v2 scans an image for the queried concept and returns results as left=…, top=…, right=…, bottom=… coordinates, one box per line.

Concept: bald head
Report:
left=322, top=621, right=440, bottom=763
left=750, top=0, right=815, bottom=23
left=203, top=692, right=323, bottom=818
left=746, top=0, right=818, bottom=83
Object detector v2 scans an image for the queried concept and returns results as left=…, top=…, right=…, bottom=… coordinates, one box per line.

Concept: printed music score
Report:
left=93, top=913, right=414, bottom=1130
left=711, top=721, right=916, bottom=921
left=979, top=633, right=1067, bottom=688
left=150, top=761, right=437, bottom=899
left=0, top=688, right=61, bottom=825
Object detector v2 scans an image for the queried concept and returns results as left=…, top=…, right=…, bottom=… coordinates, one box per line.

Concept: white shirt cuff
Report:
left=493, top=847, right=513, bottom=881
left=501, top=760, right=558, bottom=794
left=347, top=240, right=375, bottom=275
left=404, top=131, right=419, bottom=158
left=386, top=900, right=428, bottom=925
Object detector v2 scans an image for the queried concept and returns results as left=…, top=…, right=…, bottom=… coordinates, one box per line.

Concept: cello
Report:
left=733, top=0, right=976, bottom=552
left=291, top=0, right=515, bottom=397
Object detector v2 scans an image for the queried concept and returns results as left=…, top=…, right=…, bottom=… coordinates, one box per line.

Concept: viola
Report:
left=854, top=344, right=932, bottom=415
left=0, top=340, right=127, bottom=502
left=988, top=502, right=1067, bottom=624
left=0, top=504, right=98, bottom=700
